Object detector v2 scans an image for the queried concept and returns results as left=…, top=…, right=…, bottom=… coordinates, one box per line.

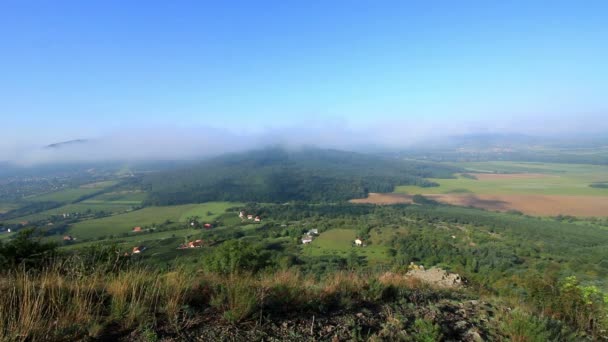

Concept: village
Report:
left=115, top=209, right=371, bottom=257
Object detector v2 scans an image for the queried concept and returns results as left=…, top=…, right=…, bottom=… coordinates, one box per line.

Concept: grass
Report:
left=396, top=162, right=608, bottom=196
left=0, top=265, right=448, bottom=341
left=68, top=202, right=239, bottom=240
left=6, top=202, right=136, bottom=223
left=0, top=203, right=17, bottom=214
left=304, top=228, right=391, bottom=263
left=60, top=228, right=202, bottom=251
left=84, top=190, right=147, bottom=203
left=0, top=232, right=15, bottom=240
left=24, top=181, right=119, bottom=203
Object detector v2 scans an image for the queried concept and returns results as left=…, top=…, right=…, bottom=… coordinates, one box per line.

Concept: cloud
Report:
left=2, top=112, right=607, bottom=166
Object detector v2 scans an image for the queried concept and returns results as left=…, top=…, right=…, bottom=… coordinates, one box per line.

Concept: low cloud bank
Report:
left=2, top=114, right=607, bottom=166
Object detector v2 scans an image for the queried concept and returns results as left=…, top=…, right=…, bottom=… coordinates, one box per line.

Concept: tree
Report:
left=0, top=229, right=57, bottom=269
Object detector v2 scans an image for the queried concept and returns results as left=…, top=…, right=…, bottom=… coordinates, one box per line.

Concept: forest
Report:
left=142, top=148, right=459, bottom=205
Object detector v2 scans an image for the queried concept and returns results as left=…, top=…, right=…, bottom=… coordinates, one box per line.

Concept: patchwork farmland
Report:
left=356, top=162, right=608, bottom=217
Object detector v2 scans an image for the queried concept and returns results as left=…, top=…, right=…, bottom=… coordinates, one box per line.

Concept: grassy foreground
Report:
left=1, top=260, right=606, bottom=341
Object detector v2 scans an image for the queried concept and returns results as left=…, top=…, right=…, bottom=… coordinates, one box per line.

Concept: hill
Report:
left=142, top=148, right=459, bottom=205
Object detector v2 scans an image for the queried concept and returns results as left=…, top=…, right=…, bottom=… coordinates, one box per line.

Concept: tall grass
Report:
left=0, top=264, right=194, bottom=341
left=2, top=263, right=604, bottom=341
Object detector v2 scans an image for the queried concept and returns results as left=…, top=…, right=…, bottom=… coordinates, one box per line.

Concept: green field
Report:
left=0, top=203, right=17, bottom=214
left=60, top=228, right=202, bottom=250
left=68, top=202, right=240, bottom=239
left=304, top=228, right=390, bottom=263
left=25, top=181, right=119, bottom=202
left=0, top=232, right=15, bottom=240
left=396, top=162, right=608, bottom=196
left=7, top=202, right=136, bottom=223
left=83, top=190, right=147, bottom=204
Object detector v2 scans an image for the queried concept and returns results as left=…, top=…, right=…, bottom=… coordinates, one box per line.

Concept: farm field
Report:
left=304, top=228, right=390, bottom=263
left=6, top=202, right=137, bottom=223
left=0, top=203, right=17, bottom=214
left=60, top=228, right=202, bottom=250
left=83, top=190, right=147, bottom=204
left=350, top=193, right=413, bottom=205
left=24, top=180, right=119, bottom=203
left=426, top=194, right=608, bottom=217
left=67, top=202, right=240, bottom=239
left=356, top=162, right=608, bottom=217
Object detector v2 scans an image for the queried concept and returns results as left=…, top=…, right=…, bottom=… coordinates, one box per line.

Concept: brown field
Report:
left=351, top=192, right=608, bottom=217
left=349, top=192, right=413, bottom=204
left=430, top=194, right=608, bottom=217
left=470, top=173, right=556, bottom=180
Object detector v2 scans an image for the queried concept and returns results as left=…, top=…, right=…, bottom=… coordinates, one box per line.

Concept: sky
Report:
left=1, top=1, right=607, bottom=163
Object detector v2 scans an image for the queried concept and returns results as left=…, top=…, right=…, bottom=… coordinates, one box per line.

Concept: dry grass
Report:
left=352, top=191, right=608, bottom=217
left=0, top=266, right=439, bottom=341
left=349, top=193, right=413, bottom=205
left=427, top=194, right=608, bottom=217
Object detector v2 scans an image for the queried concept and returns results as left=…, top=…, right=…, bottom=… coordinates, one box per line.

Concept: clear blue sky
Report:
left=1, top=1, right=607, bottom=140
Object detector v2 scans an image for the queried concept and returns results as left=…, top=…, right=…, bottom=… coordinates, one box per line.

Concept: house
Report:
left=307, top=229, right=319, bottom=236
left=63, top=235, right=74, bottom=241
left=247, top=215, right=253, bottom=220
left=188, top=239, right=204, bottom=248
left=132, top=246, right=146, bottom=254
left=254, top=216, right=261, bottom=222
left=354, top=238, right=363, bottom=246
left=239, top=211, right=245, bottom=218
left=204, top=223, right=212, bottom=229
left=302, top=237, right=313, bottom=244
left=179, top=239, right=204, bottom=249
left=133, top=226, right=142, bottom=232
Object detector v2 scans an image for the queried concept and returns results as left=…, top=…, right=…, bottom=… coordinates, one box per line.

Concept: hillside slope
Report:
left=142, top=148, right=459, bottom=205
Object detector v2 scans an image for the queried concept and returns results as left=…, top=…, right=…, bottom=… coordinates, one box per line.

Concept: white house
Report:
left=247, top=214, right=253, bottom=220
left=254, top=216, right=261, bottom=222
left=302, top=237, right=313, bottom=244
left=239, top=211, right=245, bottom=218
left=307, top=229, right=319, bottom=236
left=354, top=238, right=363, bottom=246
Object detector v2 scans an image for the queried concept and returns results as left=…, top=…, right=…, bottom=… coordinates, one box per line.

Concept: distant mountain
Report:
left=45, top=139, right=89, bottom=149
left=142, top=148, right=459, bottom=205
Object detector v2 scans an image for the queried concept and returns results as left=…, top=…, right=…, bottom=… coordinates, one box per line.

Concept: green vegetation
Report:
left=396, top=162, right=608, bottom=196
left=143, top=148, right=458, bottom=205
left=305, top=228, right=390, bottom=263
left=25, top=181, right=119, bottom=202
left=2, top=150, right=608, bottom=340
left=590, top=182, right=608, bottom=189
left=68, top=202, right=238, bottom=239
left=1, top=221, right=607, bottom=341
left=6, top=202, right=136, bottom=223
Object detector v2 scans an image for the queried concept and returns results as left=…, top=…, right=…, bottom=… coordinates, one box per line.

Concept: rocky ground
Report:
left=107, top=298, right=500, bottom=342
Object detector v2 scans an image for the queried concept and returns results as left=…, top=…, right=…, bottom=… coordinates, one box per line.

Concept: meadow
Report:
left=390, top=162, right=608, bottom=217
left=396, top=162, right=608, bottom=196
left=67, top=202, right=240, bottom=239
left=304, top=228, right=391, bottom=263
left=23, top=180, right=119, bottom=203
left=7, top=202, right=136, bottom=223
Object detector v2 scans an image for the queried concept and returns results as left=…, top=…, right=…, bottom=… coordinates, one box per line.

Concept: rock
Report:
left=404, top=267, right=464, bottom=289
left=465, top=329, right=484, bottom=342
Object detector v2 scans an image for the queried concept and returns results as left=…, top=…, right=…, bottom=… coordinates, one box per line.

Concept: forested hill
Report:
left=142, top=148, right=458, bottom=205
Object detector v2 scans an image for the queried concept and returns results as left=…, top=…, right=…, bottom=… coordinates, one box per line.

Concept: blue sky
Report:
left=1, top=1, right=607, bottom=157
